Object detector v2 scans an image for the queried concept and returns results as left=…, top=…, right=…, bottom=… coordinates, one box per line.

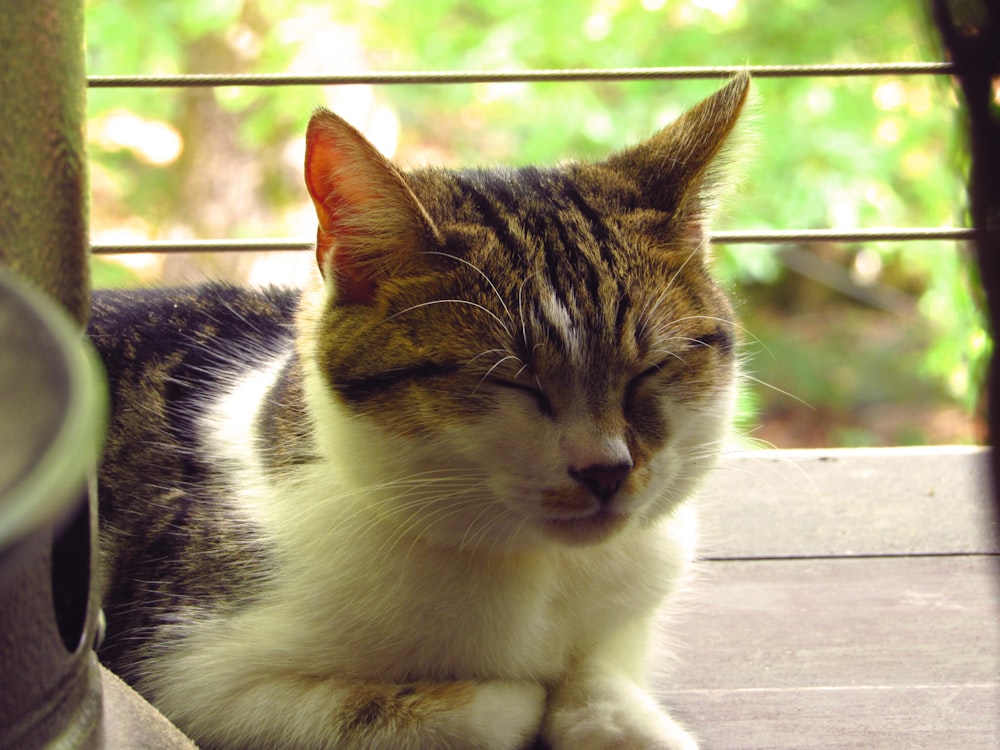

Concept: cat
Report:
left=88, top=71, right=749, bottom=750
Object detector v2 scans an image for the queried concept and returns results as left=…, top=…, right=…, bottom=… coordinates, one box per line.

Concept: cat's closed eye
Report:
left=633, top=362, right=671, bottom=384
left=488, top=378, right=555, bottom=417
left=690, top=329, right=733, bottom=355
left=644, top=329, right=734, bottom=377
left=625, top=363, right=670, bottom=411
left=625, top=344, right=714, bottom=407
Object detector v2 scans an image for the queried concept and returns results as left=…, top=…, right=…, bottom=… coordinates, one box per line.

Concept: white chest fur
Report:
left=267, top=505, right=693, bottom=685
left=183, top=355, right=696, bottom=694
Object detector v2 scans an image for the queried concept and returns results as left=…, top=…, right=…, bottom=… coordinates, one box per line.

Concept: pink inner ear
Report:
left=304, top=116, right=385, bottom=302
left=303, top=109, right=440, bottom=305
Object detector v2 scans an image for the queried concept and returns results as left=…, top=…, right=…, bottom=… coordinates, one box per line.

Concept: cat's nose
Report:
left=569, top=461, right=633, bottom=503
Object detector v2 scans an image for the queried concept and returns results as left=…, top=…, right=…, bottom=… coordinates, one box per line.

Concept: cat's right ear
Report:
left=305, top=109, right=441, bottom=304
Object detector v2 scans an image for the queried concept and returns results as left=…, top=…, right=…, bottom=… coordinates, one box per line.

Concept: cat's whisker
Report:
left=475, top=354, right=525, bottom=392
left=388, top=492, right=490, bottom=563
left=665, top=334, right=725, bottom=352
left=293, top=483, right=433, bottom=537
left=409, top=497, right=489, bottom=552
left=466, top=348, right=518, bottom=365
left=709, top=445, right=820, bottom=498
left=328, top=466, right=485, bottom=495
left=423, top=251, right=515, bottom=326
left=328, top=473, right=493, bottom=558
left=741, top=373, right=813, bottom=410
left=498, top=515, right=534, bottom=559
left=384, top=298, right=511, bottom=336
left=668, top=314, right=769, bottom=353
left=374, top=472, right=486, bottom=489
left=460, top=497, right=519, bottom=554
left=352, top=497, right=442, bottom=558
left=335, top=479, right=480, bottom=525
left=515, top=271, right=541, bottom=356
left=644, top=345, right=690, bottom=368
left=635, top=279, right=677, bottom=337
left=727, top=428, right=778, bottom=451
left=457, top=502, right=495, bottom=554
left=661, top=246, right=703, bottom=299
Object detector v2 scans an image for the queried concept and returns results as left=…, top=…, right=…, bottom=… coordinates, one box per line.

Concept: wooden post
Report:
left=931, top=0, right=1000, bottom=549
left=0, top=0, right=90, bottom=326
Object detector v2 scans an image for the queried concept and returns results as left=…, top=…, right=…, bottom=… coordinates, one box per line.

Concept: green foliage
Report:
left=90, top=257, right=140, bottom=288
left=917, top=247, right=991, bottom=410
left=84, top=0, right=989, bottom=445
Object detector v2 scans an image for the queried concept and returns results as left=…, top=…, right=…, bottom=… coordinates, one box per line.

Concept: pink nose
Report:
left=569, top=461, right=633, bottom=502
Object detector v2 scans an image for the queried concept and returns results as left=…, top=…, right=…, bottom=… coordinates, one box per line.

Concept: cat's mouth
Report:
left=539, top=509, right=629, bottom=545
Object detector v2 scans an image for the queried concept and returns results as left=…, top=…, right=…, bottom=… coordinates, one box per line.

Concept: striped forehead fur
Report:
left=402, top=165, right=729, bottom=359
left=410, top=166, right=638, bottom=355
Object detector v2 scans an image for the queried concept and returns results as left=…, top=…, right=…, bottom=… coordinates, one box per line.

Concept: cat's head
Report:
left=299, top=74, right=748, bottom=549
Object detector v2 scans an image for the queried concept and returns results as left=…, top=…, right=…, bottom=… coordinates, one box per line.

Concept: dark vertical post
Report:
left=930, top=0, right=1000, bottom=551
left=0, top=0, right=90, bottom=326
left=0, top=2, right=104, bottom=749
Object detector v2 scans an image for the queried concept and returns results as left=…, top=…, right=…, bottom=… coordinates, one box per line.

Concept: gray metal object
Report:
left=0, top=2, right=198, bottom=747
left=0, top=2, right=101, bottom=743
left=0, top=270, right=106, bottom=749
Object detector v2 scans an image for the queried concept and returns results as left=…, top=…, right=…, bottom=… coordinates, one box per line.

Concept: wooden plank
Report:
left=660, top=684, right=998, bottom=750
left=653, top=555, right=1000, bottom=749
left=695, top=447, right=998, bottom=558
left=663, top=556, right=999, bottom=690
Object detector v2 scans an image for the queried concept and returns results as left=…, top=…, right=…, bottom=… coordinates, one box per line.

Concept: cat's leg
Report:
left=541, top=617, right=697, bottom=750
left=158, top=671, right=546, bottom=750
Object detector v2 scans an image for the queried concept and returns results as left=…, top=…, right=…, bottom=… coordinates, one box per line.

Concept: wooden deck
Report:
left=659, top=447, right=1000, bottom=750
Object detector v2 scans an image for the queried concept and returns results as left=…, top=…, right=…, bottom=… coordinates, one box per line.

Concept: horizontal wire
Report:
left=93, top=239, right=314, bottom=255
left=712, top=227, right=975, bottom=244
left=87, top=62, right=955, bottom=89
left=87, top=63, right=967, bottom=256
left=90, top=228, right=974, bottom=255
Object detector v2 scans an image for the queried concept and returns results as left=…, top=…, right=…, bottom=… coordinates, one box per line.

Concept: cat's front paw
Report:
left=543, top=684, right=697, bottom=750
left=461, top=679, right=547, bottom=750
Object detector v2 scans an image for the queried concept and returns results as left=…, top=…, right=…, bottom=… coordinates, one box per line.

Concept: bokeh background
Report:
left=84, top=0, right=989, bottom=448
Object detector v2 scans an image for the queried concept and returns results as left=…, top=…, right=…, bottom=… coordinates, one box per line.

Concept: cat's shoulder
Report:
left=89, top=282, right=299, bottom=335
left=87, top=282, right=301, bottom=408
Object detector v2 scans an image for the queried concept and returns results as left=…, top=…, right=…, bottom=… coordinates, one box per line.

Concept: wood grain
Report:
left=652, top=448, right=1000, bottom=749
left=696, top=447, right=997, bottom=558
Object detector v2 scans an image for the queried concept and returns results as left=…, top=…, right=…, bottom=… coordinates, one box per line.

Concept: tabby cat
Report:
left=89, top=72, right=749, bottom=750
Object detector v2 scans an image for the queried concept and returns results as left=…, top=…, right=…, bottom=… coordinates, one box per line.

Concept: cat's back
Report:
left=88, top=283, right=298, bottom=681
left=88, top=282, right=299, bottom=494
left=88, top=282, right=299, bottom=388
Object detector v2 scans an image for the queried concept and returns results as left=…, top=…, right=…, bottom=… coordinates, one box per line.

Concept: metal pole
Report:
left=0, top=3, right=103, bottom=748
left=0, top=0, right=90, bottom=326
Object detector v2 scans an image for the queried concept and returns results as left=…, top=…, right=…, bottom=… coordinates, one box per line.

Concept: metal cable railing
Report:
left=87, top=62, right=956, bottom=88
left=90, top=228, right=975, bottom=256
left=88, top=61, right=971, bottom=256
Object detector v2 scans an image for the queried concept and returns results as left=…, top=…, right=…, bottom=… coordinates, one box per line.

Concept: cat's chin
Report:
left=538, top=509, right=630, bottom=546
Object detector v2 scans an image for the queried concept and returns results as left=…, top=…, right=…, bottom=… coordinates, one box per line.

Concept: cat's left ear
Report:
left=600, top=71, right=750, bottom=232
left=305, top=109, right=442, bottom=303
